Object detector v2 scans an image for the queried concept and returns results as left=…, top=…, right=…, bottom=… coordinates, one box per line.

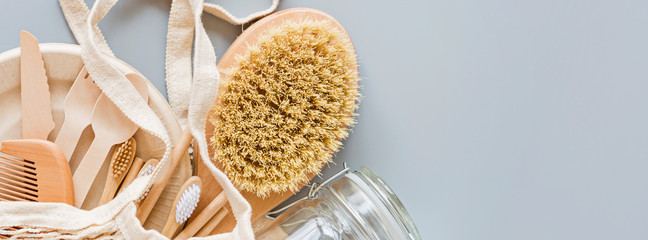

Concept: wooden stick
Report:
left=175, top=192, right=227, bottom=239
left=137, top=128, right=193, bottom=222
left=117, top=157, right=145, bottom=194
left=195, top=208, right=229, bottom=238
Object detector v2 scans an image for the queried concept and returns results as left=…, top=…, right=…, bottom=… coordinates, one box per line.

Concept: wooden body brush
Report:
left=194, top=8, right=360, bottom=234
left=0, top=139, right=74, bottom=204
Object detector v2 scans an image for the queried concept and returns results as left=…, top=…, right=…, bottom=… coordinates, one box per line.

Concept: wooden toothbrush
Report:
left=134, top=158, right=159, bottom=206
left=0, top=139, right=73, bottom=204
left=117, top=157, right=145, bottom=194
left=137, top=129, right=192, bottom=222
left=98, top=137, right=136, bottom=205
left=175, top=191, right=226, bottom=239
left=161, top=176, right=202, bottom=238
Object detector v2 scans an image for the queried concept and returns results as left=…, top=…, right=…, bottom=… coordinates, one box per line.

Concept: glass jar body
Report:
left=255, top=167, right=421, bottom=240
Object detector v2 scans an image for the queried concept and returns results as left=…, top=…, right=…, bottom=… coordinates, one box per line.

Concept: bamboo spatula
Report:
left=0, top=139, right=74, bottom=204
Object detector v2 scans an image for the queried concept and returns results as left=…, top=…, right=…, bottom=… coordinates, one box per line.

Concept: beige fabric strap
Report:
left=165, top=0, right=256, bottom=238
left=58, top=0, right=115, bottom=58
left=60, top=0, right=169, bottom=194
left=203, top=0, right=280, bottom=25
left=166, top=0, right=280, bottom=126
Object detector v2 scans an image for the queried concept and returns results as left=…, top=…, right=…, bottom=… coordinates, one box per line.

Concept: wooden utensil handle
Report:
left=72, top=139, right=112, bottom=207
left=54, top=118, right=86, bottom=161
left=195, top=208, right=229, bottom=238
left=137, top=128, right=193, bottom=222
left=176, top=192, right=227, bottom=239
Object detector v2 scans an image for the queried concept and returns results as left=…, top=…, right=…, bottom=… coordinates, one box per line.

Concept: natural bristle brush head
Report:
left=209, top=18, right=360, bottom=197
left=98, top=137, right=137, bottom=205
left=161, top=176, right=202, bottom=238
left=110, top=138, right=136, bottom=178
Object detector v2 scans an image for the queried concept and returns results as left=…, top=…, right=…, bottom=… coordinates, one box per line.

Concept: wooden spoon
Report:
left=193, top=8, right=359, bottom=234
left=54, top=67, right=102, bottom=161
left=72, top=73, right=149, bottom=207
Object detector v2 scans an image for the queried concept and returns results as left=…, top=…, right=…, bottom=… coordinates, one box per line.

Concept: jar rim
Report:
left=352, top=167, right=422, bottom=240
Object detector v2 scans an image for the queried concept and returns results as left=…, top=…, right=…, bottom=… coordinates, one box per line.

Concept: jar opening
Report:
left=351, top=167, right=422, bottom=240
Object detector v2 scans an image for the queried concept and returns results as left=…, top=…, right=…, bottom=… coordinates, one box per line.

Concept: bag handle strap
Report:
left=59, top=0, right=171, bottom=195
left=166, top=0, right=280, bottom=126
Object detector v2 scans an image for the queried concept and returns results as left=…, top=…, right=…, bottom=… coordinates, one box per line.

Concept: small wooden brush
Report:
left=117, top=157, right=145, bottom=194
left=161, top=176, right=202, bottom=238
left=98, top=137, right=136, bottom=205
left=0, top=139, right=73, bottom=204
left=175, top=191, right=226, bottom=239
left=135, top=158, right=159, bottom=204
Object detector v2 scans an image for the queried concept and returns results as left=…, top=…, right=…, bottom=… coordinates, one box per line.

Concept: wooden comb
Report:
left=0, top=139, right=74, bottom=204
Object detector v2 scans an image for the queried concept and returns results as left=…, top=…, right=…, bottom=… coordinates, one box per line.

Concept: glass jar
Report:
left=255, top=166, right=421, bottom=240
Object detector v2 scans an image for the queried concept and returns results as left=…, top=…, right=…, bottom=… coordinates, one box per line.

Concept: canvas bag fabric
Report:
left=0, top=0, right=278, bottom=239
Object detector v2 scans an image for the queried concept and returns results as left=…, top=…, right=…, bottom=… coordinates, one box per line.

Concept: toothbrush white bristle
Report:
left=175, top=183, right=201, bottom=224
left=136, top=163, right=157, bottom=202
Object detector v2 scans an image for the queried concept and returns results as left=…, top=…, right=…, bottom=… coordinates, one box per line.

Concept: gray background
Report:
left=2, top=0, right=648, bottom=239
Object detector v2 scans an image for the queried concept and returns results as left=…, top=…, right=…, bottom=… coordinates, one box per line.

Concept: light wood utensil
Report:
left=54, top=67, right=101, bottom=160
left=194, top=8, right=358, bottom=234
left=117, top=156, right=145, bottom=194
left=194, top=208, right=229, bottom=238
left=72, top=73, right=149, bottom=207
left=176, top=192, right=226, bottom=239
left=20, top=31, right=55, bottom=140
left=98, top=137, right=136, bottom=205
left=0, top=139, right=73, bottom=204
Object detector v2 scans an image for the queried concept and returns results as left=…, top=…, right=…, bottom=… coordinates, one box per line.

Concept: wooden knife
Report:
left=20, top=30, right=55, bottom=140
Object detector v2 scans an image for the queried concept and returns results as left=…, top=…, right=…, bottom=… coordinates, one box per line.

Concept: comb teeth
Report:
left=0, top=153, right=38, bottom=202
left=110, top=138, right=135, bottom=178
left=175, top=183, right=200, bottom=224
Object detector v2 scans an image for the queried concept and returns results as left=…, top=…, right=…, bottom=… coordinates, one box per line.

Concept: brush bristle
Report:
left=175, top=183, right=200, bottom=224
left=110, top=138, right=135, bottom=178
left=209, top=19, right=359, bottom=197
left=136, top=162, right=157, bottom=202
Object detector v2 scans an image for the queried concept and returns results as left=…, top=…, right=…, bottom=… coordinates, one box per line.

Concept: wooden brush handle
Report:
left=176, top=192, right=227, bottom=239
left=98, top=175, right=120, bottom=205
left=118, top=157, right=145, bottom=194
left=137, top=128, right=193, bottom=222
left=195, top=208, right=229, bottom=238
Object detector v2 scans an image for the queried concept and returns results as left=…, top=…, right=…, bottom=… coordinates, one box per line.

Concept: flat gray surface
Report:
left=3, top=1, right=648, bottom=239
